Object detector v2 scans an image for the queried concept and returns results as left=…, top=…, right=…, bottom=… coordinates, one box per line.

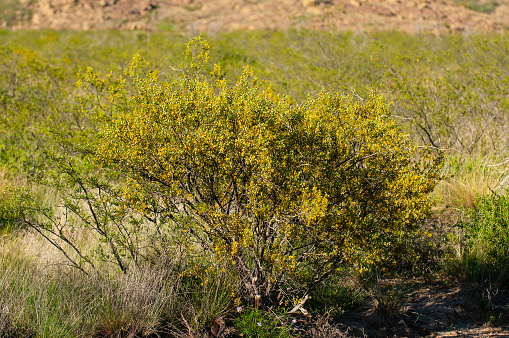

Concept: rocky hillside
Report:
left=1, top=0, right=508, bottom=34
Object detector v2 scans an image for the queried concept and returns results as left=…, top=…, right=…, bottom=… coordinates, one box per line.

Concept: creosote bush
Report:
left=72, top=37, right=442, bottom=309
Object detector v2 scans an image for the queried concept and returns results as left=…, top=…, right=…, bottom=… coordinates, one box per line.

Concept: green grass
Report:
left=445, top=194, right=509, bottom=288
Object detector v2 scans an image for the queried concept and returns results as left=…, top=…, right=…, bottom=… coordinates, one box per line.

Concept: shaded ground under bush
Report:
left=338, top=284, right=509, bottom=337
left=145, top=283, right=509, bottom=337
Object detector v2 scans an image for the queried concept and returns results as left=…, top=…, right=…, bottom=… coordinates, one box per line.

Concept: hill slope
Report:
left=2, top=0, right=508, bottom=34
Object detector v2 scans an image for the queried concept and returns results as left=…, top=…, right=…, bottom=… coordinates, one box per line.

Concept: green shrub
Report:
left=0, top=46, right=76, bottom=176
left=70, top=37, right=442, bottom=310
left=450, top=194, right=509, bottom=288
left=0, top=186, right=38, bottom=232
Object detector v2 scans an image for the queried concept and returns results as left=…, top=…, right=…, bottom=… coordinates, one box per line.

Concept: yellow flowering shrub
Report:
left=77, top=37, right=442, bottom=308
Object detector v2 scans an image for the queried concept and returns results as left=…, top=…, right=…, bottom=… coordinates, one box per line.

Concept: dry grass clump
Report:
left=0, top=228, right=238, bottom=337
left=434, top=154, right=509, bottom=210
left=0, top=252, right=33, bottom=336
left=93, top=263, right=180, bottom=338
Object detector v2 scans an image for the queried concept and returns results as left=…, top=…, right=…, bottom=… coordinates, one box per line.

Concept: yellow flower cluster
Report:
left=76, top=38, right=443, bottom=306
